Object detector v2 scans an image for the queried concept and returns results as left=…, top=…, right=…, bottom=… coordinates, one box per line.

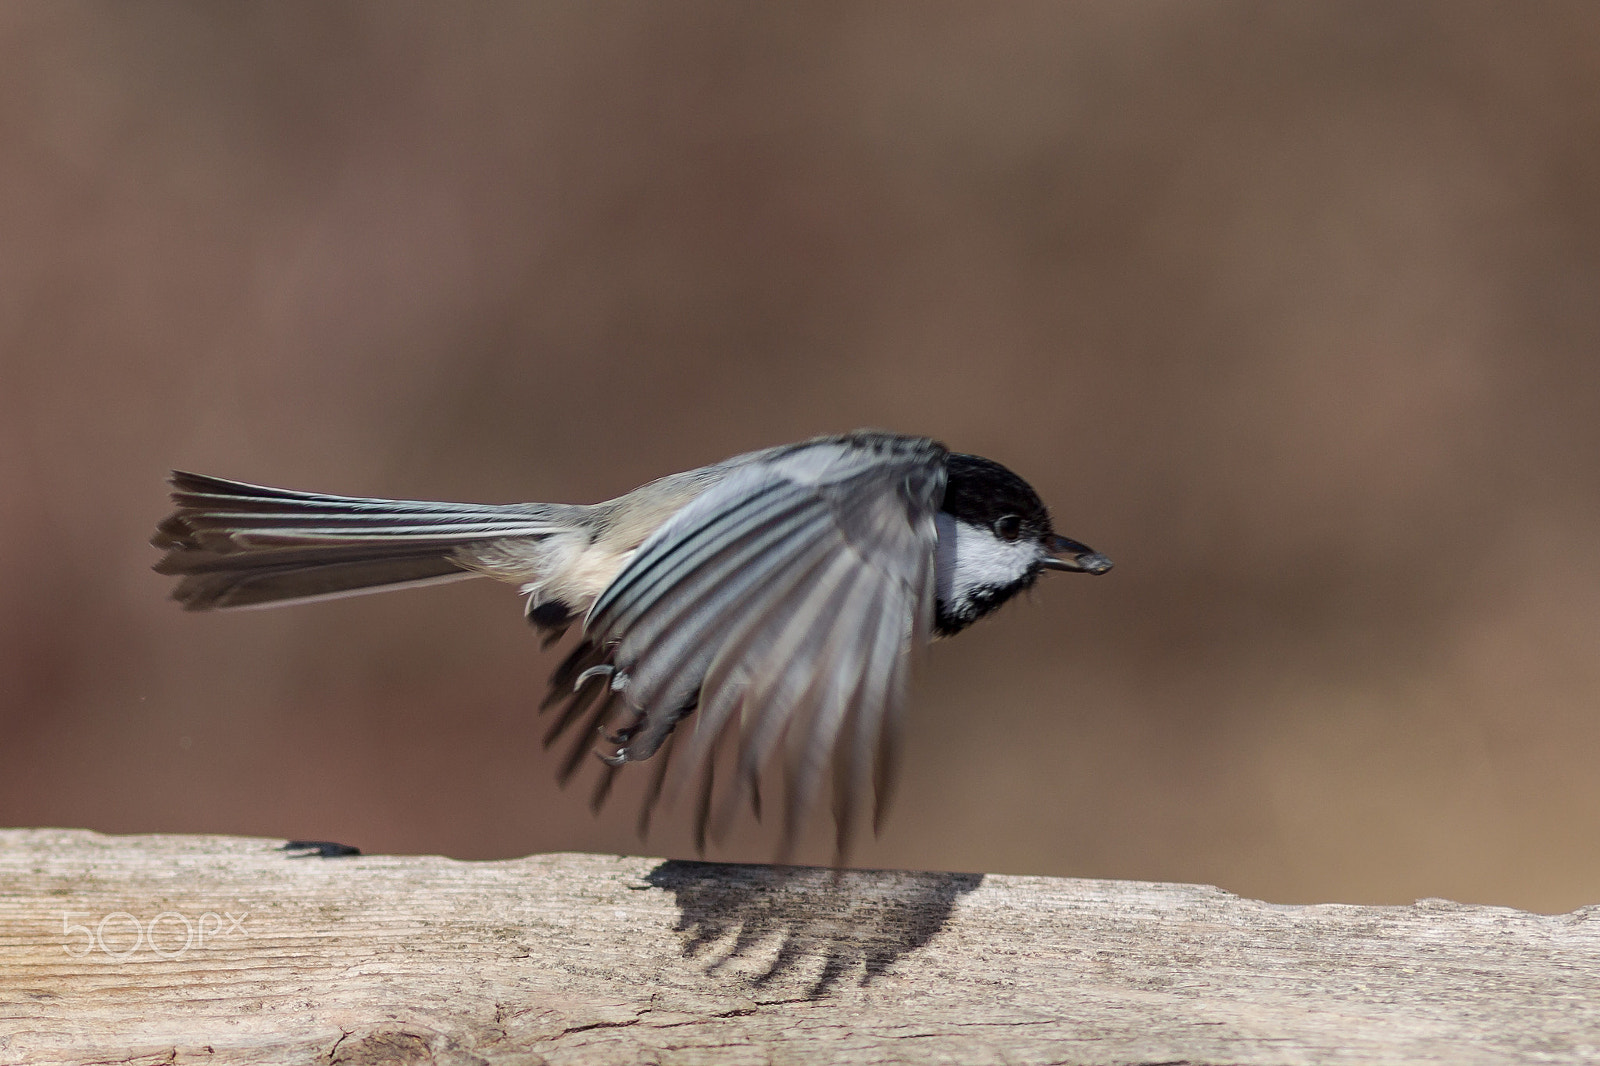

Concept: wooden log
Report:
left=0, top=828, right=1595, bottom=1065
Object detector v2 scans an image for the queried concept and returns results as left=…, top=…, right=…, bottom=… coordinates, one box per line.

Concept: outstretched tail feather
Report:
left=162, top=548, right=477, bottom=610
left=156, top=472, right=561, bottom=548
left=154, top=470, right=562, bottom=611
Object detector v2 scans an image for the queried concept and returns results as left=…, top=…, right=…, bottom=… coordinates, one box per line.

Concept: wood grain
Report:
left=1, top=829, right=1595, bottom=1065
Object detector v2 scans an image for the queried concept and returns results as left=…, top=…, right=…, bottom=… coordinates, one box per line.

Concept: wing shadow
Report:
left=644, top=860, right=983, bottom=998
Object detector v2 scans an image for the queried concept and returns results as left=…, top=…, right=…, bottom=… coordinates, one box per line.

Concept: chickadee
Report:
left=153, top=431, right=1111, bottom=859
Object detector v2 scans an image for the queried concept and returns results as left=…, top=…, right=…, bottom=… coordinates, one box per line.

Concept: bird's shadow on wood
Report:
left=644, top=860, right=983, bottom=999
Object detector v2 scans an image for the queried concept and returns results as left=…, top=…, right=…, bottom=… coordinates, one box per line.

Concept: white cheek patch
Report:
left=934, top=514, right=1041, bottom=608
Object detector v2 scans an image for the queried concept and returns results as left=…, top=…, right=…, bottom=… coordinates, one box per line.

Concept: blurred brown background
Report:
left=3, top=2, right=1598, bottom=912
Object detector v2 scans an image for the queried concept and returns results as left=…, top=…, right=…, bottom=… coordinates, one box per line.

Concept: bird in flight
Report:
left=153, top=431, right=1111, bottom=861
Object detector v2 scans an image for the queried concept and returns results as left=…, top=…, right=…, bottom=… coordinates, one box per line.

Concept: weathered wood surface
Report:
left=0, top=829, right=1596, bottom=1065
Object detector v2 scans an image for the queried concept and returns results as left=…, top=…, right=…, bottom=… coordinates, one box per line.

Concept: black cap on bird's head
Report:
left=942, top=453, right=1113, bottom=576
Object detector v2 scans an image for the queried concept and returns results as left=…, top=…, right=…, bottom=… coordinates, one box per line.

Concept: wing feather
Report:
left=724, top=552, right=865, bottom=806
left=776, top=573, right=882, bottom=857
left=589, top=478, right=805, bottom=626
left=679, top=547, right=864, bottom=837
left=601, top=507, right=835, bottom=710
left=643, top=528, right=843, bottom=776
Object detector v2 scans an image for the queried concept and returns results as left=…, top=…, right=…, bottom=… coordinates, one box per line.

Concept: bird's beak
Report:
left=1041, top=535, right=1113, bottom=574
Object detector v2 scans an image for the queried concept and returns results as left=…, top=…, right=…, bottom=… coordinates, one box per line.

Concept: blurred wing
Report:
left=547, top=432, right=946, bottom=860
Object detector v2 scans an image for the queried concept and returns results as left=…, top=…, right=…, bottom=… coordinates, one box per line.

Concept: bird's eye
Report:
left=994, top=515, right=1023, bottom=541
